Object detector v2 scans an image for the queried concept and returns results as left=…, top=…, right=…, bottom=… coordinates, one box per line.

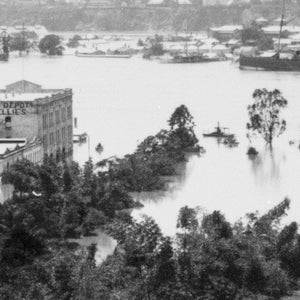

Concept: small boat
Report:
left=75, top=50, right=131, bottom=58
left=203, top=123, right=234, bottom=138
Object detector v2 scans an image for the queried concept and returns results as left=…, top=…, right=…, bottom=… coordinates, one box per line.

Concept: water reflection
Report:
left=69, top=228, right=117, bottom=265
left=249, top=146, right=282, bottom=186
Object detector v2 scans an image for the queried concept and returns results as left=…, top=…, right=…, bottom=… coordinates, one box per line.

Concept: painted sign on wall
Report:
left=0, top=101, right=34, bottom=115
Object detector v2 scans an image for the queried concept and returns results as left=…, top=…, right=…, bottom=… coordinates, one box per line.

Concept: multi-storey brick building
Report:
left=0, top=80, right=73, bottom=161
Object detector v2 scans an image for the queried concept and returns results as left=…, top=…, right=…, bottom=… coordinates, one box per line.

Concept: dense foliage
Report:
left=66, top=35, right=81, bottom=48
left=38, top=34, right=64, bottom=55
left=1, top=104, right=298, bottom=299
left=143, top=34, right=165, bottom=58
left=98, top=199, right=300, bottom=299
left=240, top=22, right=274, bottom=51
left=247, top=89, right=287, bottom=146
left=0, top=105, right=201, bottom=298
left=0, top=156, right=139, bottom=299
left=97, top=104, right=201, bottom=191
left=9, top=31, right=36, bottom=54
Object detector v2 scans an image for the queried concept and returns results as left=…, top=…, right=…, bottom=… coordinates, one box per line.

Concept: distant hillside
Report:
left=0, top=3, right=299, bottom=32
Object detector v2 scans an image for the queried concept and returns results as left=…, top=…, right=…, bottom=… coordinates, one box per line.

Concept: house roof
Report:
left=5, top=80, right=42, bottom=90
left=256, top=17, right=268, bottom=22
left=147, top=0, right=164, bottom=5
left=210, top=25, right=243, bottom=33
left=263, top=26, right=300, bottom=34
left=178, top=0, right=192, bottom=4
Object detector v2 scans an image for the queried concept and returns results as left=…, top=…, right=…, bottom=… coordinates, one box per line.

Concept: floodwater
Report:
left=1, top=49, right=300, bottom=261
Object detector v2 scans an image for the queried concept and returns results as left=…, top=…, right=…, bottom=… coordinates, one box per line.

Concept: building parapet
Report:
left=0, top=137, right=44, bottom=173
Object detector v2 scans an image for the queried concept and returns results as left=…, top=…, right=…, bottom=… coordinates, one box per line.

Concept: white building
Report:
left=0, top=25, right=49, bottom=40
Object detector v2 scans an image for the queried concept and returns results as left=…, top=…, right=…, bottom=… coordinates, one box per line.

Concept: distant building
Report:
left=147, top=0, right=164, bottom=5
left=0, top=25, right=48, bottom=40
left=262, top=25, right=300, bottom=38
left=0, top=80, right=73, bottom=162
left=209, top=25, right=242, bottom=41
left=255, top=17, right=269, bottom=26
left=85, top=0, right=114, bottom=7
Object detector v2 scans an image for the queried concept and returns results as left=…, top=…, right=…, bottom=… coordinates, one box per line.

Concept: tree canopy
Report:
left=9, top=32, right=33, bottom=54
left=38, top=34, right=64, bottom=55
left=247, top=89, right=287, bottom=145
left=240, top=21, right=274, bottom=51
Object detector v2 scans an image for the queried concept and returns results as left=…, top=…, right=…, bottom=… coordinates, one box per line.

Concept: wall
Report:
left=37, top=92, right=73, bottom=160
left=0, top=100, right=39, bottom=139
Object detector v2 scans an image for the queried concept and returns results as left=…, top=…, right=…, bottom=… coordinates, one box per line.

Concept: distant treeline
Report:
left=0, top=3, right=299, bottom=32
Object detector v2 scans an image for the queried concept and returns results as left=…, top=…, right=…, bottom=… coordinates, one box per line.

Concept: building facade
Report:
left=0, top=80, right=73, bottom=162
left=0, top=138, right=43, bottom=173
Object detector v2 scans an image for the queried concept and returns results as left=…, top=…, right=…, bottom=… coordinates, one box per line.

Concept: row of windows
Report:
left=5, top=150, right=42, bottom=171
left=42, top=106, right=72, bottom=129
left=24, top=150, right=42, bottom=164
left=43, top=125, right=72, bottom=148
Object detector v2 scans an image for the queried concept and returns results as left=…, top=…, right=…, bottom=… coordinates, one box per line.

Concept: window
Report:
left=67, top=106, right=72, bottom=120
left=5, top=116, right=11, bottom=129
left=61, top=107, right=66, bottom=122
left=68, top=125, right=72, bottom=143
left=55, top=110, right=60, bottom=124
left=56, top=129, right=60, bottom=144
left=50, top=132, right=54, bottom=145
left=43, top=135, right=48, bottom=148
left=62, top=127, right=66, bottom=142
left=42, top=114, right=48, bottom=129
left=49, top=112, right=54, bottom=127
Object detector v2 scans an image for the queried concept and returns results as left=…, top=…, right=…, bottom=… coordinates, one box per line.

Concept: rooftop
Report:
left=210, top=25, right=243, bottom=33
left=0, top=93, right=53, bottom=102
left=263, top=26, right=300, bottom=34
left=0, top=139, right=26, bottom=156
left=0, top=80, right=70, bottom=102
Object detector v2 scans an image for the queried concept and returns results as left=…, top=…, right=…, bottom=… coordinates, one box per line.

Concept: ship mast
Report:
left=183, top=20, right=188, bottom=55
left=277, top=0, right=286, bottom=55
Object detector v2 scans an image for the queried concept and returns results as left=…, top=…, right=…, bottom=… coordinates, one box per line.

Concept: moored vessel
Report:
left=239, top=0, right=300, bottom=71
left=239, top=52, right=300, bottom=71
left=75, top=50, right=131, bottom=58
left=203, top=123, right=234, bottom=138
left=160, top=53, right=222, bottom=64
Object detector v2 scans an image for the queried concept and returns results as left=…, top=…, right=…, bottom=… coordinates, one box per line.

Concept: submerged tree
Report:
left=168, top=104, right=199, bottom=151
left=247, top=89, right=287, bottom=146
left=67, top=34, right=81, bottom=48
left=38, top=34, right=63, bottom=56
left=9, top=32, right=32, bottom=55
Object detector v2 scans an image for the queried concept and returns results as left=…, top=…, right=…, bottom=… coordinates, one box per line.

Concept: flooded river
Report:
left=1, top=50, right=300, bottom=261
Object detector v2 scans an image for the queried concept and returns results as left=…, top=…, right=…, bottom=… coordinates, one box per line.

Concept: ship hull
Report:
left=240, top=55, right=300, bottom=71
left=75, top=53, right=131, bottom=58
left=161, top=56, right=221, bottom=64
